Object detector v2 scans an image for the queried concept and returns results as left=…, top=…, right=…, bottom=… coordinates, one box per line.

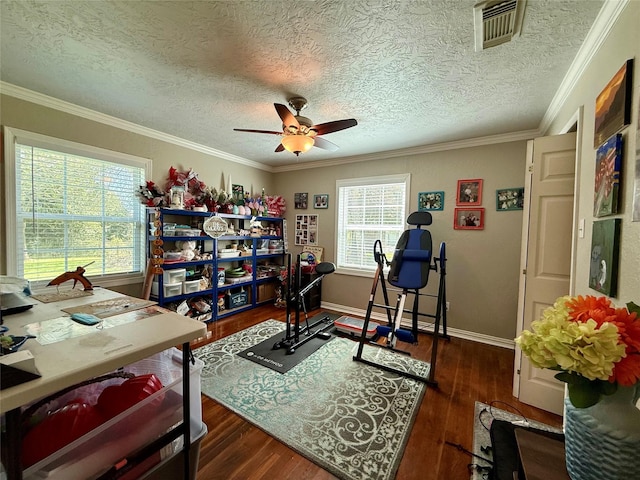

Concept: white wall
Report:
left=546, top=0, right=639, bottom=306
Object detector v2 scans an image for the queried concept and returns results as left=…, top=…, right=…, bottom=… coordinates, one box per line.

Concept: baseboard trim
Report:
left=321, top=301, right=515, bottom=350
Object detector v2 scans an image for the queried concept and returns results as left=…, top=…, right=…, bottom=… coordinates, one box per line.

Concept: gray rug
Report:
left=471, top=401, right=563, bottom=480
left=196, top=319, right=430, bottom=480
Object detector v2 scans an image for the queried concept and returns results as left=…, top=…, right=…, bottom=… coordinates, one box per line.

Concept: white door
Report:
left=514, top=132, right=577, bottom=415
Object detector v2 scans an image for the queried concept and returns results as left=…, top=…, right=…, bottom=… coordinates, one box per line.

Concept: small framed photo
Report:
left=314, top=194, right=329, bottom=209
left=454, top=208, right=484, bottom=230
left=294, top=192, right=308, bottom=209
left=496, top=187, right=524, bottom=211
left=456, top=179, right=483, bottom=206
left=232, top=184, right=244, bottom=203
left=418, top=191, right=444, bottom=211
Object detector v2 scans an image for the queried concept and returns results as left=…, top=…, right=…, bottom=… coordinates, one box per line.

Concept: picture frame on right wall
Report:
left=496, top=187, right=524, bottom=211
left=594, top=133, right=623, bottom=217
left=589, top=218, right=621, bottom=297
left=594, top=58, right=633, bottom=148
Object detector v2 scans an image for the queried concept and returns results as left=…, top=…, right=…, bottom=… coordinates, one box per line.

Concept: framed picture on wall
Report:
left=456, top=179, right=483, bottom=206
left=594, top=58, right=633, bottom=148
left=232, top=184, right=244, bottom=203
left=418, top=191, right=444, bottom=211
left=594, top=133, right=623, bottom=217
left=589, top=218, right=621, bottom=297
left=295, top=214, right=318, bottom=245
left=496, top=187, right=524, bottom=211
left=314, top=194, right=329, bottom=209
left=294, top=192, right=308, bottom=209
left=454, top=208, right=484, bottom=230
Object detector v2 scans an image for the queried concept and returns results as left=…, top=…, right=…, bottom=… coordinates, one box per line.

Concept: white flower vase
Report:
left=564, top=384, right=640, bottom=480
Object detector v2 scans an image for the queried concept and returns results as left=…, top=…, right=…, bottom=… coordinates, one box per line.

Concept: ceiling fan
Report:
left=233, top=97, right=358, bottom=156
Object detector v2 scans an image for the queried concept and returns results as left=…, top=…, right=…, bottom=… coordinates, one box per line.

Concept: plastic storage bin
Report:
left=165, top=268, right=186, bottom=284
left=183, top=279, right=200, bottom=294
left=22, top=348, right=204, bottom=480
left=163, top=282, right=183, bottom=297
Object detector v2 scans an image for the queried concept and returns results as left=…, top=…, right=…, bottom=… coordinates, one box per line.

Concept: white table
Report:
left=0, top=288, right=207, bottom=480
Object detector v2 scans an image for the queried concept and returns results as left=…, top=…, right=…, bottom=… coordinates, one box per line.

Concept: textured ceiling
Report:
left=0, top=0, right=605, bottom=168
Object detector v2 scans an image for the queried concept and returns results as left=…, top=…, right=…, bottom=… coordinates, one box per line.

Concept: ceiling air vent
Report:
left=473, top=0, right=527, bottom=51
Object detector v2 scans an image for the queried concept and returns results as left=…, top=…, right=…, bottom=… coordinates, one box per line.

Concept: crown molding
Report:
left=272, top=128, right=541, bottom=172
left=0, top=82, right=272, bottom=172
left=539, top=0, right=628, bottom=134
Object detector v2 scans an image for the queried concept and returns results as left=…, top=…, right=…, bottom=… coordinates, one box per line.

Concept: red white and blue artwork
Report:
left=594, top=133, right=623, bottom=217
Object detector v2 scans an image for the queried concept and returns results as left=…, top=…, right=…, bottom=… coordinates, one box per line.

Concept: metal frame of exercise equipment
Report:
left=353, top=211, right=448, bottom=386
left=272, top=253, right=336, bottom=355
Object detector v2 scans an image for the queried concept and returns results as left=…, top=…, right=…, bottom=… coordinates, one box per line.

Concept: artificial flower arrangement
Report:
left=515, top=295, right=640, bottom=408
left=137, top=167, right=287, bottom=216
left=138, top=180, right=166, bottom=207
left=265, top=195, right=286, bottom=217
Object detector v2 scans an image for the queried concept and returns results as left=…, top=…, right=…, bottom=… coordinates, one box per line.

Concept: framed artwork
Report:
left=496, top=187, right=524, bottom=211
left=232, top=184, right=244, bottom=203
left=633, top=87, right=640, bottom=222
left=589, top=218, right=621, bottom=297
left=314, top=194, right=329, bottom=209
left=594, top=58, right=633, bottom=148
left=594, top=133, right=623, bottom=217
left=418, top=191, right=444, bottom=211
left=295, top=214, right=318, bottom=245
left=294, top=192, right=308, bottom=209
left=454, top=208, right=484, bottom=230
left=456, top=179, right=483, bottom=206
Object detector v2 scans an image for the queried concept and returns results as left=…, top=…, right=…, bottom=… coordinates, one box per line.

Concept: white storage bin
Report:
left=22, top=348, right=204, bottom=480
left=163, top=282, right=182, bottom=297
left=165, top=268, right=186, bottom=284
left=182, top=279, right=200, bottom=294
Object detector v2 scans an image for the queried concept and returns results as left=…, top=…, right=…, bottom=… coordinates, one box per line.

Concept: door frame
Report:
left=512, top=106, right=584, bottom=400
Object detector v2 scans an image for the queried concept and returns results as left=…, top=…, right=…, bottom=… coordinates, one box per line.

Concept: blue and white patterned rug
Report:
left=196, top=320, right=430, bottom=480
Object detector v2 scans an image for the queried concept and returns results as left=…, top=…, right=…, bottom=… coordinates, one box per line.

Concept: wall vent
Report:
left=473, top=0, right=527, bottom=51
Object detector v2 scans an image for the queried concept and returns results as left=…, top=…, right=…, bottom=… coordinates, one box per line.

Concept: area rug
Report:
left=196, top=319, right=430, bottom=480
left=470, top=401, right=563, bottom=480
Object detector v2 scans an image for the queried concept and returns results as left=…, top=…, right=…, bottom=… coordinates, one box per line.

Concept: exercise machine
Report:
left=353, top=211, right=448, bottom=386
left=272, top=253, right=336, bottom=355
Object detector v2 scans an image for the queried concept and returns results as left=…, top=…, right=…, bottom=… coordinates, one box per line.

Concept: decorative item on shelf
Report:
left=515, top=295, right=640, bottom=480
left=265, top=195, right=286, bottom=217
left=138, top=181, right=167, bottom=207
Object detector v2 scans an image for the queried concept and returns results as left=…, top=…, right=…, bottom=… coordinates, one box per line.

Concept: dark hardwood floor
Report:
left=191, top=305, right=562, bottom=479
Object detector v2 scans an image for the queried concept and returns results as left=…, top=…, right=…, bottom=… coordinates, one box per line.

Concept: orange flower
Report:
left=565, top=295, right=614, bottom=324
left=613, top=352, right=640, bottom=386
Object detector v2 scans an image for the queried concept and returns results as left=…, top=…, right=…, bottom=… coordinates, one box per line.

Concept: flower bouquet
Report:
left=515, top=295, right=640, bottom=408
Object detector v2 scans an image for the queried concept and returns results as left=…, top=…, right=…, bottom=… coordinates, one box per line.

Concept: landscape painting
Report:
left=594, top=59, right=633, bottom=148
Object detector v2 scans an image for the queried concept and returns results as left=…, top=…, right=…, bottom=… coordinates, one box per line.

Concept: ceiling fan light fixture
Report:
left=281, top=135, right=314, bottom=156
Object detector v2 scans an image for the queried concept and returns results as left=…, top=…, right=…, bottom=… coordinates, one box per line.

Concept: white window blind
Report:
left=4, top=127, right=149, bottom=286
left=336, top=174, right=410, bottom=273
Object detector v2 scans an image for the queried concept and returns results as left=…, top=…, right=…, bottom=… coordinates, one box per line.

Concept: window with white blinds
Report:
left=4, top=127, right=149, bottom=286
left=336, top=174, right=410, bottom=274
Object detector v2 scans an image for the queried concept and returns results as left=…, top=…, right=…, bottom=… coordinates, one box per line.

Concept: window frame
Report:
left=334, top=173, right=411, bottom=277
left=3, top=126, right=151, bottom=288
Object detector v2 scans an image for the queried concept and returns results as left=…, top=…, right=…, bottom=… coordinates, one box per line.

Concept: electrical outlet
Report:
left=446, top=302, right=450, bottom=311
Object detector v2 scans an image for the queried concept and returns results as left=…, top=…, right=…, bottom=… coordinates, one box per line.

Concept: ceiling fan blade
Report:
left=274, top=103, right=300, bottom=131
left=275, top=143, right=285, bottom=153
left=311, top=118, right=357, bottom=136
left=313, top=136, right=339, bottom=152
left=233, top=128, right=283, bottom=135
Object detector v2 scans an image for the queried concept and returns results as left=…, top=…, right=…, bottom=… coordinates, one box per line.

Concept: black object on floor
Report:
left=237, top=313, right=341, bottom=373
left=489, top=419, right=565, bottom=480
